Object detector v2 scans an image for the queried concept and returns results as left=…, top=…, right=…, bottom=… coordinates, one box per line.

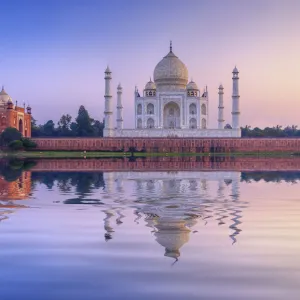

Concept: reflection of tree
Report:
left=0, top=159, right=36, bottom=182
left=241, top=171, right=300, bottom=183
left=31, top=172, right=105, bottom=197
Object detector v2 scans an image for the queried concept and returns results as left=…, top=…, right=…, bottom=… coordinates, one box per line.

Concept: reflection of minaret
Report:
left=229, top=174, right=242, bottom=244
left=103, top=210, right=115, bottom=241
left=116, top=209, right=125, bottom=225
left=216, top=180, right=227, bottom=226
left=103, top=172, right=114, bottom=194
left=115, top=178, right=124, bottom=193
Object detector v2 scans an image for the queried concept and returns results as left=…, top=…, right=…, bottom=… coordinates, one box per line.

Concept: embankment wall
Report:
left=32, top=138, right=300, bottom=153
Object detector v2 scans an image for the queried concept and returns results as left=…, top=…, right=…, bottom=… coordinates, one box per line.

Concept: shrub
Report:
left=8, top=140, right=24, bottom=151
left=0, top=127, right=22, bottom=145
left=22, top=138, right=37, bottom=149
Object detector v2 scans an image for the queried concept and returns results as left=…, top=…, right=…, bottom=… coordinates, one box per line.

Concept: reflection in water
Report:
left=3, top=162, right=300, bottom=261
left=99, top=171, right=244, bottom=260
left=2, top=159, right=300, bottom=299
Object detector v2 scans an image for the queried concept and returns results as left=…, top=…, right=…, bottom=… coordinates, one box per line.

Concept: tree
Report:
left=75, top=105, right=94, bottom=136
left=0, top=127, right=22, bottom=145
left=42, top=120, right=56, bottom=136
left=57, top=114, right=72, bottom=136
left=92, top=120, right=104, bottom=137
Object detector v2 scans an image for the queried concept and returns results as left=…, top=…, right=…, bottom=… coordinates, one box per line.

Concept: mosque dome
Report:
left=187, top=80, right=199, bottom=90
left=145, top=78, right=156, bottom=90
left=0, top=86, right=11, bottom=105
left=153, top=43, right=188, bottom=90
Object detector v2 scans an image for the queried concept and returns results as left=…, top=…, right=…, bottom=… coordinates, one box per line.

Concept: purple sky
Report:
left=1, top=0, right=300, bottom=128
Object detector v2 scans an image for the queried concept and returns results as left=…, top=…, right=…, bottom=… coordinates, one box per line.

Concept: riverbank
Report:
left=0, top=150, right=299, bottom=159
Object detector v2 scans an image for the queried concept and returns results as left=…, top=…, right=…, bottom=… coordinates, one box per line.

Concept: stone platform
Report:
left=32, top=137, right=300, bottom=153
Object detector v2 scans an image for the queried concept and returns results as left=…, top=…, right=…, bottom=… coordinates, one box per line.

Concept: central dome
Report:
left=153, top=44, right=188, bottom=90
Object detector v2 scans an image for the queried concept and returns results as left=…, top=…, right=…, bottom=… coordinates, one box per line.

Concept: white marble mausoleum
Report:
left=103, top=42, right=241, bottom=138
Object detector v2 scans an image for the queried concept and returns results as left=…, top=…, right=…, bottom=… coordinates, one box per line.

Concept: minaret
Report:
left=231, top=66, right=240, bottom=129
left=116, top=83, right=123, bottom=130
left=218, top=84, right=224, bottom=129
left=104, top=66, right=113, bottom=137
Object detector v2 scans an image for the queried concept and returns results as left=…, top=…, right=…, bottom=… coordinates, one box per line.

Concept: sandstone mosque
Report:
left=103, top=42, right=241, bottom=138
left=0, top=86, right=32, bottom=137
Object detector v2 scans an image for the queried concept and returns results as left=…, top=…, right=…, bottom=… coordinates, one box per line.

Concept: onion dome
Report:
left=153, top=42, right=188, bottom=90
left=117, top=83, right=122, bottom=91
left=186, top=80, right=199, bottom=90
left=219, top=84, right=224, bottom=89
left=0, top=86, right=10, bottom=105
left=145, top=78, right=156, bottom=90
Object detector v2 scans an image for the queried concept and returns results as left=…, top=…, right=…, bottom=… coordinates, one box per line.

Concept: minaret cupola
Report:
left=26, top=104, right=32, bottom=114
left=144, top=78, right=156, bottom=97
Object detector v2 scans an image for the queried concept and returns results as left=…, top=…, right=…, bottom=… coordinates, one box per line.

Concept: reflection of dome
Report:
left=153, top=44, right=188, bottom=90
left=154, top=217, right=191, bottom=260
left=187, top=80, right=198, bottom=90
left=145, top=79, right=156, bottom=90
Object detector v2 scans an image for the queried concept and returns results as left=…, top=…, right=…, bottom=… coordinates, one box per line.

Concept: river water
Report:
left=1, top=158, right=300, bottom=299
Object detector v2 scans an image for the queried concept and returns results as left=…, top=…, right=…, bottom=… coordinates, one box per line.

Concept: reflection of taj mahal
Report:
left=102, top=171, right=244, bottom=261
left=103, top=42, right=241, bottom=138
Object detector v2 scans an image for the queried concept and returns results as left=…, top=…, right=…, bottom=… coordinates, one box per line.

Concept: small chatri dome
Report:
left=187, top=80, right=199, bottom=90
left=145, top=78, right=156, bottom=90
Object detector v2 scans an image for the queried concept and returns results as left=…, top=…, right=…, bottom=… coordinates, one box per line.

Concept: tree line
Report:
left=242, top=125, right=300, bottom=137
left=32, top=105, right=104, bottom=137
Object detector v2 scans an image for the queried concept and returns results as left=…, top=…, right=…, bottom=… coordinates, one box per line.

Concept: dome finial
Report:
left=170, top=40, right=172, bottom=52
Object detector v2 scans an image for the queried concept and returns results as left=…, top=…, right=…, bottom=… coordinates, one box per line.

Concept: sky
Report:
left=0, top=0, right=299, bottom=128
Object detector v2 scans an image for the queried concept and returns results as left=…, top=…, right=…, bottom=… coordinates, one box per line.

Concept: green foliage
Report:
left=8, top=140, right=24, bottom=151
left=22, top=138, right=37, bottom=149
left=57, top=114, right=72, bottom=136
left=75, top=105, right=94, bottom=136
left=241, top=125, right=300, bottom=137
left=0, top=127, right=22, bottom=145
left=0, top=159, right=37, bottom=182
left=31, top=106, right=104, bottom=137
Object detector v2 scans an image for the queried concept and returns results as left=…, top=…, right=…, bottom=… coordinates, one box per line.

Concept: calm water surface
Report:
left=1, top=163, right=300, bottom=299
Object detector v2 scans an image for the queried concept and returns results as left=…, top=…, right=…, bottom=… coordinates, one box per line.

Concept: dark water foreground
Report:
left=1, top=158, right=300, bottom=300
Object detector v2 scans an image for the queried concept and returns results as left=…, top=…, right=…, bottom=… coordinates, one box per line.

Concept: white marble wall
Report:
left=112, top=128, right=241, bottom=138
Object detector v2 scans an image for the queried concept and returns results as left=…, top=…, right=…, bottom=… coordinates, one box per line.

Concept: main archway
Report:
left=163, top=102, right=180, bottom=129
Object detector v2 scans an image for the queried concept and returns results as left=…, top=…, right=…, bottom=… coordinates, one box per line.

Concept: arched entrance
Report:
left=19, top=119, right=23, bottom=134
left=147, top=118, right=154, bottom=128
left=163, top=102, right=180, bottom=129
left=189, top=118, right=197, bottom=129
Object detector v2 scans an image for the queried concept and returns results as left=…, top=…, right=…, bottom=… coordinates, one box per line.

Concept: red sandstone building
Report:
left=0, top=87, right=32, bottom=137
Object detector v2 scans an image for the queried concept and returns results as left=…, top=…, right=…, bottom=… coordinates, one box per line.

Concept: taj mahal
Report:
left=103, top=42, right=241, bottom=138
